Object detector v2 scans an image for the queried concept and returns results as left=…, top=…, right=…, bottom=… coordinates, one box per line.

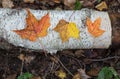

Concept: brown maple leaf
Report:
left=86, top=17, right=105, bottom=37
left=54, top=19, right=69, bottom=42
left=13, top=9, right=50, bottom=41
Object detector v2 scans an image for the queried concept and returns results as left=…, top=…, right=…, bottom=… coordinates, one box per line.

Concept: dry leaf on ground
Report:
left=72, top=73, right=81, bottom=79
left=18, top=54, right=35, bottom=63
left=52, top=0, right=61, bottom=3
left=78, top=69, right=91, bottom=79
left=55, top=7, right=62, bottom=10
left=80, top=0, right=96, bottom=7
left=64, top=0, right=76, bottom=7
left=18, top=54, right=25, bottom=61
left=32, top=76, right=42, bottom=79
left=24, top=55, right=35, bottom=64
left=61, top=50, right=74, bottom=56
left=75, top=50, right=85, bottom=57
left=23, top=0, right=35, bottom=3
left=2, top=0, right=14, bottom=8
left=95, top=1, right=108, bottom=11
left=5, top=74, right=16, bottom=79
left=55, top=69, right=66, bottom=79
left=87, top=68, right=100, bottom=76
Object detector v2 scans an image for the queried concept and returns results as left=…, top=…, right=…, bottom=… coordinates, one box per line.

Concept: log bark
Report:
left=0, top=8, right=116, bottom=53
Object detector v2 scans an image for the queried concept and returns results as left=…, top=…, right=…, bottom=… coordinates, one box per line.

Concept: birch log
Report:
left=0, top=8, right=111, bottom=53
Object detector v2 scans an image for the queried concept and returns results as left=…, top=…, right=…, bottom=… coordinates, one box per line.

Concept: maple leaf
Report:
left=13, top=9, right=50, bottom=41
left=67, top=22, right=80, bottom=39
left=54, top=19, right=80, bottom=42
left=56, top=69, right=66, bottom=79
left=86, top=17, right=105, bottom=37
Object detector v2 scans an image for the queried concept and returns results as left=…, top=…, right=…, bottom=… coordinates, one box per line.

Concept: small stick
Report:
left=88, top=56, right=120, bottom=62
left=20, top=60, right=24, bottom=75
left=69, top=11, right=76, bottom=21
left=54, top=56, right=74, bottom=76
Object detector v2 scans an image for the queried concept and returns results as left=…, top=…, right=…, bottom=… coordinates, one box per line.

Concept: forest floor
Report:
left=0, top=0, right=120, bottom=79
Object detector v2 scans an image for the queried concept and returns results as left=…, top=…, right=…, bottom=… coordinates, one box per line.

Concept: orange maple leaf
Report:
left=13, top=9, right=50, bottom=41
left=86, top=17, right=105, bottom=37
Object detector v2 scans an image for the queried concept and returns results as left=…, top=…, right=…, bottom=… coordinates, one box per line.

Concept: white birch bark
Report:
left=0, top=8, right=111, bottom=53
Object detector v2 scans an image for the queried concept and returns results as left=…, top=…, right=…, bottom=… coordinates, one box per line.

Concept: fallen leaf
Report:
left=23, top=0, right=35, bottom=3
left=87, top=68, right=100, bottom=76
left=95, top=1, right=108, bottom=11
left=78, top=69, right=91, bottom=79
left=54, top=20, right=68, bottom=42
left=13, top=9, right=50, bottom=41
left=55, top=7, right=62, bottom=10
left=54, top=19, right=80, bottom=42
left=18, top=54, right=25, bottom=61
left=61, top=50, right=74, bottom=56
left=32, top=76, right=41, bottom=79
left=81, top=0, right=96, bottom=7
left=83, top=58, right=92, bottom=64
left=54, top=19, right=69, bottom=31
left=86, top=17, right=105, bottom=37
left=75, top=50, right=85, bottom=57
left=73, top=69, right=91, bottom=79
left=64, top=0, right=76, bottom=7
left=18, top=54, right=35, bottom=63
left=24, top=55, right=35, bottom=64
left=53, top=0, right=61, bottom=3
left=55, top=69, right=66, bottom=79
left=6, top=74, right=16, bottom=79
left=72, top=73, right=81, bottom=79
left=2, top=0, right=14, bottom=8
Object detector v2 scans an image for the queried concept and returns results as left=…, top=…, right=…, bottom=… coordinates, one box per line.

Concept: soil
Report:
left=0, top=0, right=120, bottom=79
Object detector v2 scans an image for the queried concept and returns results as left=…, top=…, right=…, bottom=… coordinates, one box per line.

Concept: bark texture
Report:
left=0, top=8, right=112, bottom=53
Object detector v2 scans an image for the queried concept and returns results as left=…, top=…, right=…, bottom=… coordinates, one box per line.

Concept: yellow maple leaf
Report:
left=54, top=19, right=80, bottom=42
left=13, top=9, right=50, bottom=41
left=56, top=69, right=66, bottom=79
left=86, top=17, right=105, bottom=37
left=67, top=22, right=80, bottom=39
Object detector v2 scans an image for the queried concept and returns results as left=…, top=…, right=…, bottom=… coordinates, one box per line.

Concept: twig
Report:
left=72, top=56, right=85, bottom=69
left=69, top=11, right=76, bottom=21
left=88, top=56, right=120, bottom=62
left=54, top=56, right=74, bottom=76
left=20, top=60, right=24, bottom=75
